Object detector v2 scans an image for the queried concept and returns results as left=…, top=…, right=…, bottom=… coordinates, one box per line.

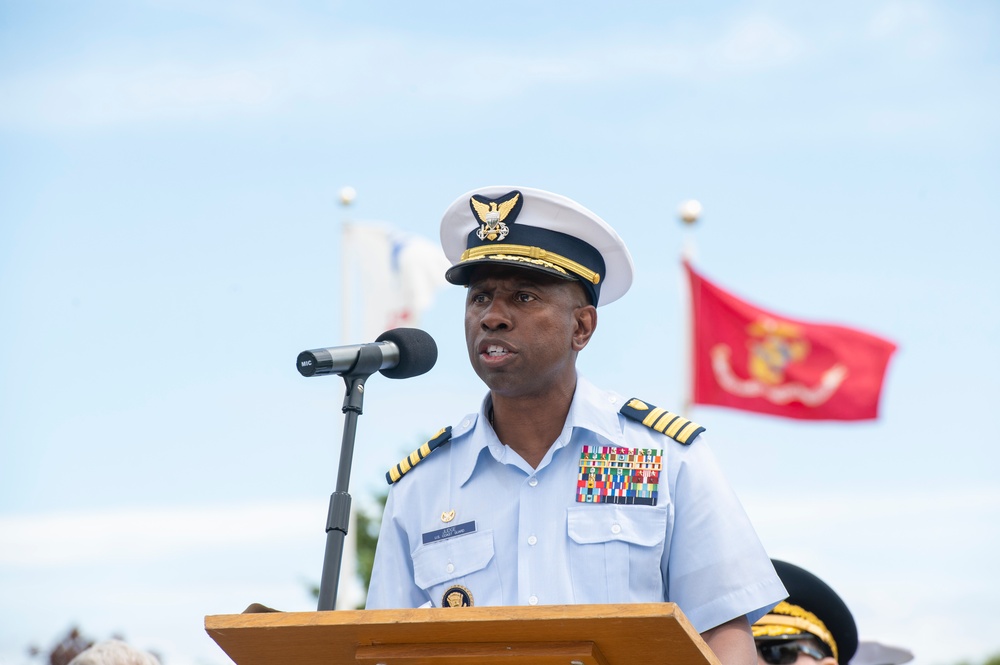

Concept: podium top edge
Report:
left=205, top=603, right=683, bottom=630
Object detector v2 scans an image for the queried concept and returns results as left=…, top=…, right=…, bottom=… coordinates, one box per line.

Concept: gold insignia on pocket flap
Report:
left=442, top=585, right=473, bottom=607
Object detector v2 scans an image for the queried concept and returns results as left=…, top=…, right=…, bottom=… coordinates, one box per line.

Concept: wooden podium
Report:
left=205, top=603, right=720, bottom=665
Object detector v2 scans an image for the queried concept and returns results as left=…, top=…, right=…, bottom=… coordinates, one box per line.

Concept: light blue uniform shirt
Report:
left=366, top=376, right=786, bottom=632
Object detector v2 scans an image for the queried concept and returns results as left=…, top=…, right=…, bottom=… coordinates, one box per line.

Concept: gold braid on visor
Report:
left=460, top=244, right=601, bottom=285
left=753, top=601, right=839, bottom=661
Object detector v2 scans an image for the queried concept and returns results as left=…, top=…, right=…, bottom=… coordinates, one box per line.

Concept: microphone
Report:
left=296, top=328, right=438, bottom=379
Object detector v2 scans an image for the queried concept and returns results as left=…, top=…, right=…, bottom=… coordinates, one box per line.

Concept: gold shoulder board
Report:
left=385, top=426, right=453, bottom=485
left=619, top=398, right=704, bottom=446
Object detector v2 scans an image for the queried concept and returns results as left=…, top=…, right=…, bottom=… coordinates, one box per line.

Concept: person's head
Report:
left=462, top=263, right=596, bottom=397
left=68, top=639, right=160, bottom=665
left=439, top=186, right=633, bottom=395
left=754, top=560, right=859, bottom=665
left=756, top=635, right=836, bottom=665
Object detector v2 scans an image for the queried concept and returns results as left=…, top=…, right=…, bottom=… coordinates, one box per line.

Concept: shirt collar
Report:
left=453, top=376, right=626, bottom=486
left=565, top=375, right=627, bottom=446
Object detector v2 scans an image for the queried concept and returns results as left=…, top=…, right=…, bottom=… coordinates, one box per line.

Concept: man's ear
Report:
left=571, top=305, right=598, bottom=351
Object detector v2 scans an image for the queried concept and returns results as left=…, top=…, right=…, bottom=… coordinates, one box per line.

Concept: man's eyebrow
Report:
left=476, top=273, right=555, bottom=286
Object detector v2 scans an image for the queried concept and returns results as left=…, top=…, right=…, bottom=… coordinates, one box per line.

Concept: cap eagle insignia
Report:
left=470, top=191, right=520, bottom=242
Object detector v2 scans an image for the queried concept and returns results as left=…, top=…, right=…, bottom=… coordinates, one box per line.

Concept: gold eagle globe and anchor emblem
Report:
left=471, top=192, right=520, bottom=242
left=709, top=317, right=848, bottom=407
left=746, top=319, right=810, bottom=385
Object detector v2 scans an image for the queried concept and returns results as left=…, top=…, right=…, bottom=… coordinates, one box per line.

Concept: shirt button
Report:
left=462, top=419, right=471, bottom=428
left=527, top=535, right=537, bottom=546
left=611, top=523, right=622, bottom=535
left=528, top=595, right=538, bottom=605
left=528, top=477, right=538, bottom=487
left=446, top=563, right=455, bottom=574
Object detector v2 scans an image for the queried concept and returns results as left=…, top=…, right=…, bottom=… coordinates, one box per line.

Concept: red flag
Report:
left=686, top=261, right=897, bottom=421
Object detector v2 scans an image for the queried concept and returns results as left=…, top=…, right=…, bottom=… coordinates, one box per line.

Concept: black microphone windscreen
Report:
left=375, top=328, right=438, bottom=379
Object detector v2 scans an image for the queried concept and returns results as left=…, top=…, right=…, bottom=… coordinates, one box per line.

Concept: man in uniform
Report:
left=367, top=186, right=787, bottom=664
left=754, top=560, right=915, bottom=665
left=753, top=560, right=858, bottom=665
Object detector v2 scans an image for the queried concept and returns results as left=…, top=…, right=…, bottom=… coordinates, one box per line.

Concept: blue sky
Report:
left=1, top=2, right=998, bottom=664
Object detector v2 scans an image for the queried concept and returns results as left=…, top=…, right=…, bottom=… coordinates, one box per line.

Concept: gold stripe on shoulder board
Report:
left=620, top=398, right=704, bottom=445
left=386, top=426, right=453, bottom=485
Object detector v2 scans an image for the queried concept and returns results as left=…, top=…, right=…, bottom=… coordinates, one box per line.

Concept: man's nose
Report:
left=481, top=298, right=513, bottom=330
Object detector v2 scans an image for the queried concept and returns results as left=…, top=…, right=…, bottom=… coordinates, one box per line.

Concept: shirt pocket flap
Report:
left=412, top=530, right=495, bottom=589
left=567, top=505, right=666, bottom=548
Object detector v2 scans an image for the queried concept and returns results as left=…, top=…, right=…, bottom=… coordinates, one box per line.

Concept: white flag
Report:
left=341, top=222, right=452, bottom=342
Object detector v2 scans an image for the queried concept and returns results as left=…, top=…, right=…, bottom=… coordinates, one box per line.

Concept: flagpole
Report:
left=334, top=184, right=366, bottom=610
left=678, top=199, right=702, bottom=418
left=339, top=186, right=357, bottom=345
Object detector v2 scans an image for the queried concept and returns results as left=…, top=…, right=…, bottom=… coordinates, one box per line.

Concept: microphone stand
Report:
left=316, top=344, right=384, bottom=611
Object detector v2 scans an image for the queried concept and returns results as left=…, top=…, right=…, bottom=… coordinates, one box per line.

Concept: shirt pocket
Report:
left=566, top=505, right=669, bottom=603
left=412, top=529, right=500, bottom=605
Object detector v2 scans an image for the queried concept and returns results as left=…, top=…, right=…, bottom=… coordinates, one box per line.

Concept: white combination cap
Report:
left=439, top=186, right=634, bottom=306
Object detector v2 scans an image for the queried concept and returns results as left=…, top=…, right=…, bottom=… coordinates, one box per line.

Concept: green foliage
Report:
left=356, top=490, right=388, bottom=592
left=306, top=434, right=434, bottom=606
left=947, top=652, right=1000, bottom=665
left=304, top=490, right=388, bottom=608
left=355, top=433, right=434, bottom=596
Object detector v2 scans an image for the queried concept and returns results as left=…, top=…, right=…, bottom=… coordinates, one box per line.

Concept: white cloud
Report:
left=0, top=15, right=808, bottom=130
left=0, top=500, right=323, bottom=567
left=0, top=61, right=279, bottom=129
left=710, top=16, right=806, bottom=72
left=866, top=1, right=945, bottom=57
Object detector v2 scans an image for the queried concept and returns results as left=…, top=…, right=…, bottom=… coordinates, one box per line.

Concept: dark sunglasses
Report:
left=757, top=641, right=827, bottom=664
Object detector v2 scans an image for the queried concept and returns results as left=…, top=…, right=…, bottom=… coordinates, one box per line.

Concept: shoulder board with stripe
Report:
left=619, top=398, right=705, bottom=445
left=385, top=426, right=453, bottom=485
